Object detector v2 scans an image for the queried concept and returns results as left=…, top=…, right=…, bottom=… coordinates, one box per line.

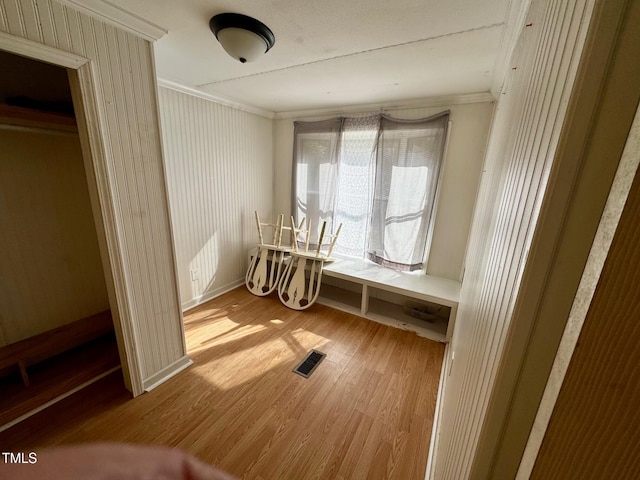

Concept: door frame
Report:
left=0, top=31, right=144, bottom=395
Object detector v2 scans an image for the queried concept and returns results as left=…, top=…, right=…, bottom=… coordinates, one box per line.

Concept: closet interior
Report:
left=0, top=50, right=120, bottom=428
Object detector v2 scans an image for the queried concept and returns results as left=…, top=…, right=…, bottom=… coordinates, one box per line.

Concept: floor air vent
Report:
left=293, top=349, right=326, bottom=378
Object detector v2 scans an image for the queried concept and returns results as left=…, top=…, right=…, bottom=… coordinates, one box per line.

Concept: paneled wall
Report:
left=433, top=0, right=595, bottom=478
left=0, top=128, right=109, bottom=345
left=273, top=101, right=494, bottom=281
left=158, top=87, right=274, bottom=310
left=0, top=0, right=186, bottom=391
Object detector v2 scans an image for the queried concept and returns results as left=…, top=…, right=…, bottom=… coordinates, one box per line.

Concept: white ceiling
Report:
left=108, top=0, right=523, bottom=113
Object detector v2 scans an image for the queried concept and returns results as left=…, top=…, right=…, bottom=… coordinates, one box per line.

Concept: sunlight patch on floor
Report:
left=187, top=319, right=333, bottom=391
left=188, top=322, right=266, bottom=352
left=190, top=337, right=299, bottom=390
left=290, top=328, right=330, bottom=350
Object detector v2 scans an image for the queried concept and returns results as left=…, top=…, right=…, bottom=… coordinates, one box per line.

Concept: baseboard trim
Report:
left=425, top=343, right=451, bottom=479
left=143, top=355, right=193, bottom=392
left=181, top=279, right=245, bottom=312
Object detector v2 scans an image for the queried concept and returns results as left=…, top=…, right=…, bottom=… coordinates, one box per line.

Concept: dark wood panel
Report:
left=0, top=311, right=113, bottom=371
left=0, top=334, right=120, bottom=426
left=532, top=153, right=640, bottom=478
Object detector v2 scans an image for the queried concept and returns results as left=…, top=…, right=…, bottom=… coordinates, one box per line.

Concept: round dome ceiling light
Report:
left=209, top=13, right=275, bottom=63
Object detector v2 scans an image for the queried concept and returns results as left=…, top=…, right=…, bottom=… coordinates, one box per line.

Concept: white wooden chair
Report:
left=245, top=212, right=292, bottom=296
left=278, top=220, right=342, bottom=310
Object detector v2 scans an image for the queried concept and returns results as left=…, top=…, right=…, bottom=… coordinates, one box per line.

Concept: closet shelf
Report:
left=0, top=311, right=114, bottom=387
left=0, top=103, right=77, bottom=132
left=0, top=311, right=119, bottom=428
left=0, top=334, right=120, bottom=427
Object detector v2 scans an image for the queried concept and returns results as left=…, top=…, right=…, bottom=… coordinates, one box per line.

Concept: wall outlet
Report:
left=190, top=268, right=199, bottom=281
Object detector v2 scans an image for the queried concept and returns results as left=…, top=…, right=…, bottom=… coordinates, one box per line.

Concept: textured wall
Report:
left=433, top=0, right=595, bottom=478
left=0, top=0, right=186, bottom=389
left=158, top=87, right=274, bottom=310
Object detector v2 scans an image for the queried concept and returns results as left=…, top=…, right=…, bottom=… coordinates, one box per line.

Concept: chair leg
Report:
left=316, top=221, right=327, bottom=257
left=254, top=211, right=264, bottom=245
left=327, top=223, right=342, bottom=258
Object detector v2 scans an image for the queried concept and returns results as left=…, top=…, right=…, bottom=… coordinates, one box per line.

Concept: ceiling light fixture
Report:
left=209, top=13, right=275, bottom=64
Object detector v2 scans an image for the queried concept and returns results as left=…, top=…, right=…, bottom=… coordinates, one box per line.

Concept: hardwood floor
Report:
left=0, top=287, right=445, bottom=480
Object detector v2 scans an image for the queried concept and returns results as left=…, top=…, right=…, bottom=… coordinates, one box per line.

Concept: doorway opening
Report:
left=0, top=50, right=122, bottom=429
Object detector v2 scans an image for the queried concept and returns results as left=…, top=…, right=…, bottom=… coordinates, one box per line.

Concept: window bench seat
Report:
left=320, top=256, right=460, bottom=343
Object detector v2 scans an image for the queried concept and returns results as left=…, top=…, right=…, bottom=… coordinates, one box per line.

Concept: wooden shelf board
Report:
left=0, top=103, right=77, bottom=132
left=2, top=311, right=113, bottom=366
left=0, top=334, right=120, bottom=427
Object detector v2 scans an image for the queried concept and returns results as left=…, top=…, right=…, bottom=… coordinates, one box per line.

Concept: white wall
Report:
left=0, top=0, right=186, bottom=392
left=158, top=87, right=274, bottom=310
left=273, top=101, right=494, bottom=281
left=433, top=0, right=596, bottom=478
left=0, top=128, right=109, bottom=346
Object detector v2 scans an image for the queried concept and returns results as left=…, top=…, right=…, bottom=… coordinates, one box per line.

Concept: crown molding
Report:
left=56, top=0, right=167, bottom=42
left=273, top=92, right=496, bottom=120
left=156, top=78, right=275, bottom=119
left=156, top=77, right=492, bottom=121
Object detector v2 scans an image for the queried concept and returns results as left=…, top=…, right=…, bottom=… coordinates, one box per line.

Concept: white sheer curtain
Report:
left=368, top=112, right=449, bottom=270
left=292, top=118, right=342, bottom=246
left=333, top=115, right=379, bottom=257
left=293, top=111, right=449, bottom=270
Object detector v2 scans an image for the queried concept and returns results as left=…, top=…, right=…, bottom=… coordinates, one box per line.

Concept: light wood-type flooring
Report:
left=0, top=287, right=445, bottom=479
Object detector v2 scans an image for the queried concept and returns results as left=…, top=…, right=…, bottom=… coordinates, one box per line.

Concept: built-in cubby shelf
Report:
left=318, top=257, right=460, bottom=343
left=316, top=282, right=363, bottom=315
left=247, top=249, right=460, bottom=342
